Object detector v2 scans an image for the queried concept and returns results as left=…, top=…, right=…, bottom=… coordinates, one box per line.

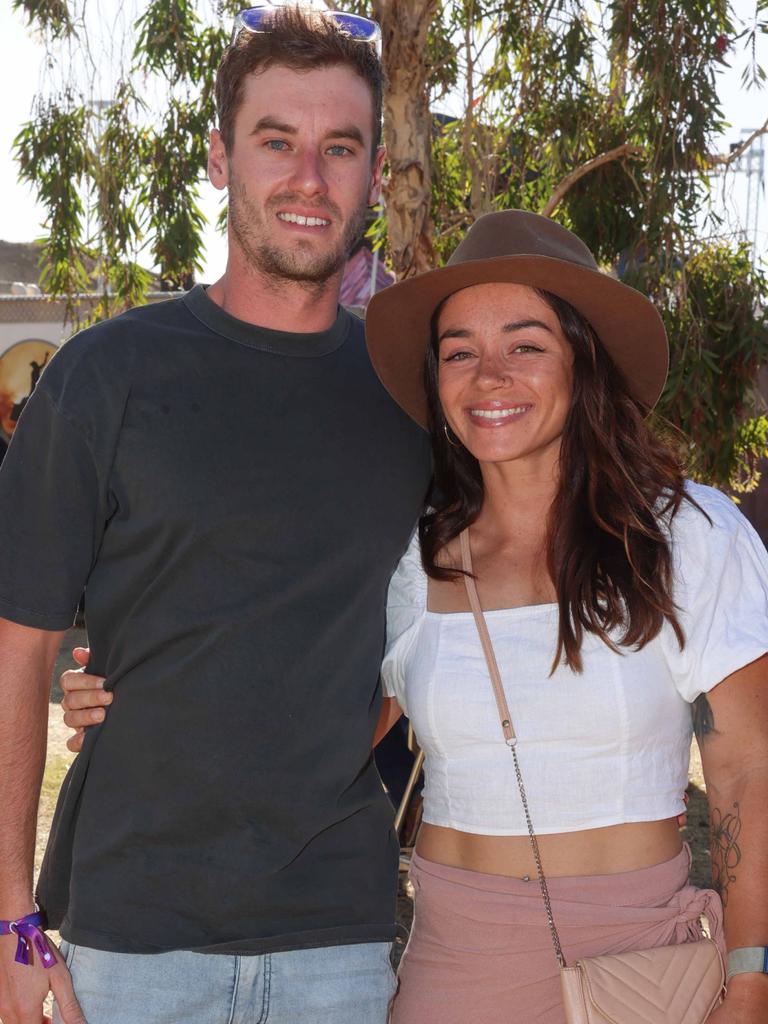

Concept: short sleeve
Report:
left=0, top=386, right=110, bottom=631
left=661, top=482, right=768, bottom=702
left=380, top=529, right=427, bottom=712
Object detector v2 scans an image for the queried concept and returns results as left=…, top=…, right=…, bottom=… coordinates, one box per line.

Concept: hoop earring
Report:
left=444, top=423, right=460, bottom=448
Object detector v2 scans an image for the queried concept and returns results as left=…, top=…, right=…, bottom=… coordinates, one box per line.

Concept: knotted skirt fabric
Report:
left=390, top=845, right=724, bottom=1024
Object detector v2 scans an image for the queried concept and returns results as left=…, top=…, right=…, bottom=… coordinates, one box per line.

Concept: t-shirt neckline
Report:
left=183, top=284, right=352, bottom=357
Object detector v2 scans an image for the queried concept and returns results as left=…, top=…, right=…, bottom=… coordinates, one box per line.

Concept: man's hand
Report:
left=60, top=649, right=110, bottom=754
left=0, top=932, right=86, bottom=1024
left=676, top=790, right=689, bottom=829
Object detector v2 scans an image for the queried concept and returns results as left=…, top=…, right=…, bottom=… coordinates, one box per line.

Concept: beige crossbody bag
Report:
left=458, top=528, right=726, bottom=1024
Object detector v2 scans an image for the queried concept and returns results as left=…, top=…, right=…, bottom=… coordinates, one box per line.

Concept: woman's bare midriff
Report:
left=415, top=819, right=683, bottom=878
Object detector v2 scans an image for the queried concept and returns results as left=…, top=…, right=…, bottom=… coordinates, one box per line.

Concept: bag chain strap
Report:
left=459, top=528, right=567, bottom=969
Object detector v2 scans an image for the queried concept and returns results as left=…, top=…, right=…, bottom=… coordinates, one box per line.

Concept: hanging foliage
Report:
left=13, top=0, right=236, bottom=322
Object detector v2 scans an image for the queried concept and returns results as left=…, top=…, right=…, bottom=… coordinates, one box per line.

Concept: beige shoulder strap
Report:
left=457, top=526, right=566, bottom=968
left=459, top=528, right=516, bottom=744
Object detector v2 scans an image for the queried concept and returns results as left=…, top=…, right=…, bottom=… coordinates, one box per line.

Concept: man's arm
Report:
left=697, top=653, right=768, bottom=1023
left=0, top=618, right=61, bottom=915
left=0, top=617, right=85, bottom=1024
left=373, top=696, right=403, bottom=748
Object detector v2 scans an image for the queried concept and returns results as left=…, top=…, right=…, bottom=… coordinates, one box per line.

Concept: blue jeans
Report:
left=54, top=940, right=396, bottom=1023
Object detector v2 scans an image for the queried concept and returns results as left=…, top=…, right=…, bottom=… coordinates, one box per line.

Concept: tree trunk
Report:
left=373, top=0, right=437, bottom=279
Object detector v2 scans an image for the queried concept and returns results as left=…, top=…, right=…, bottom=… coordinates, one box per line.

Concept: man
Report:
left=0, top=8, right=431, bottom=1023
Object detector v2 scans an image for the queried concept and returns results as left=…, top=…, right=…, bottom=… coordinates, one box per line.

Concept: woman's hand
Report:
left=60, top=646, right=111, bottom=752
left=708, top=974, right=768, bottom=1022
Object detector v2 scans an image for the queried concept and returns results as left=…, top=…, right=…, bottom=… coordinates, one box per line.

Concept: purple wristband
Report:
left=0, top=911, right=57, bottom=969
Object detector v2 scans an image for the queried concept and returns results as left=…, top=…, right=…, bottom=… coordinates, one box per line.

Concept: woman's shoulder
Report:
left=665, top=480, right=768, bottom=591
left=658, top=481, right=768, bottom=702
left=382, top=528, right=428, bottom=703
left=387, top=528, right=428, bottom=611
left=669, top=480, right=758, bottom=547
left=681, top=479, right=744, bottom=521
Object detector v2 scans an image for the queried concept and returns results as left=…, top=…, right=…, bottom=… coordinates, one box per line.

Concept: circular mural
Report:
left=0, top=339, right=58, bottom=441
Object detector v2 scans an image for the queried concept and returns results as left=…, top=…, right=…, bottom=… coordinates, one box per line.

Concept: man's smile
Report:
left=277, top=211, right=332, bottom=228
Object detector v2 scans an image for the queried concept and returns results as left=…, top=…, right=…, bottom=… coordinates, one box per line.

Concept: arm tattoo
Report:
left=710, top=801, right=742, bottom=908
left=692, top=694, right=717, bottom=744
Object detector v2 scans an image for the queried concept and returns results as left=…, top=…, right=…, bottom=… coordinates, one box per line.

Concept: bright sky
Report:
left=1, top=1, right=766, bottom=282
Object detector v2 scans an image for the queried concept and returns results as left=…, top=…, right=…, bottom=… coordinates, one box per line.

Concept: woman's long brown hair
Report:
left=419, top=288, right=695, bottom=673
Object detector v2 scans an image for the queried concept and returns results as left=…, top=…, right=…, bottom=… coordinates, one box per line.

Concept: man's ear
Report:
left=367, top=145, right=386, bottom=206
left=208, top=128, right=229, bottom=191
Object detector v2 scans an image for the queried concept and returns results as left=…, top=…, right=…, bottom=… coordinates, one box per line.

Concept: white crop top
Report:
left=381, top=482, right=768, bottom=835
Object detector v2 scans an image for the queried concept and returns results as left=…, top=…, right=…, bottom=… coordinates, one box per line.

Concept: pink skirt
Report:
left=390, top=845, right=724, bottom=1024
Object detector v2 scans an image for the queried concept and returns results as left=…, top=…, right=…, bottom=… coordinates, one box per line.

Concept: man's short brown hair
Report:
left=215, top=7, right=385, bottom=154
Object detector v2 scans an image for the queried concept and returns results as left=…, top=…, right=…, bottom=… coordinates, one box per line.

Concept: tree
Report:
left=360, top=0, right=768, bottom=491
left=11, top=0, right=768, bottom=490
left=13, top=0, right=227, bottom=320
left=373, top=0, right=438, bottom=277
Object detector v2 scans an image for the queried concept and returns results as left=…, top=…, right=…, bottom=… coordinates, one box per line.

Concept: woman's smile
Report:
left=466, top=401, right=533, bottom=425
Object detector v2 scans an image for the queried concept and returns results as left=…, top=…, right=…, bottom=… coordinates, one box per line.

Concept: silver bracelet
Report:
left=727, top=947, right=768, bottom=979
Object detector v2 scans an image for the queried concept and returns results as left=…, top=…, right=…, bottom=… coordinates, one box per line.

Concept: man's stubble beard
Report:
left=228, top=178, right=368, bottom=288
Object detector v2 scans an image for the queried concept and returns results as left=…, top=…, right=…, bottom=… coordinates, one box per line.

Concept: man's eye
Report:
left=266, top=139, right=289, bottom=151
left=327, top=144, right=352, bottom=156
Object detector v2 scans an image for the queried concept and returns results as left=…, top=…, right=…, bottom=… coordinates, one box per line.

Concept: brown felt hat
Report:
left=365, top=210, right=668, bottom=430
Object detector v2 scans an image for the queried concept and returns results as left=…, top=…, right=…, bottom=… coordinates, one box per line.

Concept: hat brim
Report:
left=365, top=254, right=669, bottom=431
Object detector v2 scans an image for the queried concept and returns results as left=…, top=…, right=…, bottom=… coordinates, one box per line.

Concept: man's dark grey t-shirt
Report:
left=0, top=286, right=431, bottom=954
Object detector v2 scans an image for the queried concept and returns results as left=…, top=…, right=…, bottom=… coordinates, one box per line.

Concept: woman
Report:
left=62, top=212, right=768, bottom=1022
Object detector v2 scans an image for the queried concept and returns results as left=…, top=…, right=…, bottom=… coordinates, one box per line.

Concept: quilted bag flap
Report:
left=579, top=939, right=725, bottom=1024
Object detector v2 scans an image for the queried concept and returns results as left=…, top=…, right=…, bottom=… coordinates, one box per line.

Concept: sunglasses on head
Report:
left=231, top=5, right=382, bottom=56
